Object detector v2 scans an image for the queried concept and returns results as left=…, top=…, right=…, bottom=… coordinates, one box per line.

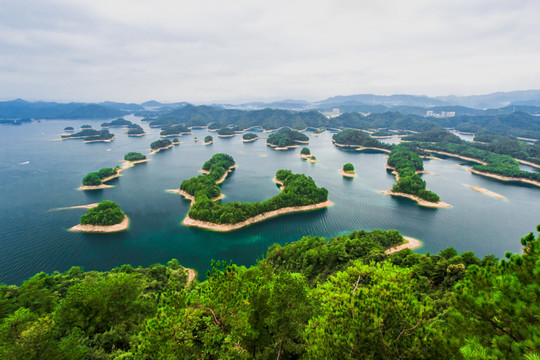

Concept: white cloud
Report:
left=0, top=0, right=539, bottom=102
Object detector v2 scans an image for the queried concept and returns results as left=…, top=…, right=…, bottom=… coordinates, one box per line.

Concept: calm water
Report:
left=1, top=118, right=539, bottom=284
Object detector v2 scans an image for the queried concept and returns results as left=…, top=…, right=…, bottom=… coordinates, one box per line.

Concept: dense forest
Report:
left=160, top=124, right=190, bottom=136
left=126, top=124, right=145, bottom=135
left=0, top=225, right=538, bottom=359
left=79, top=200, right=125, bottom=226
left=387, top=145, right=441, bottom=202
left=332, top=128, right=393, bottom=149
left=267, top=128, right=309, bottom=148
left=204, top=135, right=213, bottom=143
left=217, top=127, right=235, bottom=136
left=124, top=152, right=146, bottom=162
left=243, top=132, right=258, bottom=140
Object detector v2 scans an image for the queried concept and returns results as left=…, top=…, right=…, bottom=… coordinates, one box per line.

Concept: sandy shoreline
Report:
left=217, top=134, right=236, bottom=138
left=127, top=133, right=147, bottom=137
left=380, top=190, right=451, bottom=208
left=242, top=137, right=261, bottom=143
left=466, top=167, right=540, bottom=187
left=268, top=144, right=299, bottom=150
left=161, top=132, right=191, bottom=138
left=181, top=200, right=333, bottom=232
left=84, top=137, right=116, bottom=143
left=385, top=236, right=422, bottom=254
left=468, top=185, right=505, bottom=199
left=54, top=203, right=100, bottom=211
left=356, top=146, right=392, bottom=153
left=69, top=215, right=130, bottom=233
left=424, top=150, right=488, bottom=165
left=339, top=169, right=356, bottom=178
left=312, top=130, right=327, bottom=136
left=185, top=268, right=197, bottom=286
left=516, top=158, right=540, bottom=169
left=203, top=140, right=214, bottom=145
left=167, top=189, right=225, bottom=203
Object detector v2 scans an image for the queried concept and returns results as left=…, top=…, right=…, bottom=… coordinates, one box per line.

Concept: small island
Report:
left=101, top=117, right=133, bottom=128
left=170, top=154, right=331, bottom=231
left=242, top=132, right=259, bottom=142
left=217, top=127, right=236, bottom=137
left=126, top=124, right=146, bottom=136
left=382, top=145, right=450, bottom=208
left=203, top=135, right=214, bottom=145
left=340, top=163, right=356, bottom=177
left=150, top=139, right=173, bottom=154
left=124, top=152, right=147, bottom=162
left=63, top=126, right=74, bottom=132
left=267, top=128, right=309, bottom=150
left=160, top=124, right=191, bottom=137
left=172, top=138, right=181, bottom=145
left=69, top=200, right=129, bottom=233
left=299, top=147, right=318, bottom=162
left=312, top=127, right=326, bottom=136
left=332, top=129, right=392, bottom=153
left=81, top=124, right=92, bottom=129
left=193, top=137, right=200, bottom=142
left=60, top=128, right=115, bottom=143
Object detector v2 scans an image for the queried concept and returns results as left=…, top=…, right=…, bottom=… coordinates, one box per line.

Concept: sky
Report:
left=1, top=0, right=539, bottom=103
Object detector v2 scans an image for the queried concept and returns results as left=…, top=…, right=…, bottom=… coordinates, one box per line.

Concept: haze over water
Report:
left=1, top=118, right=538, bottom=284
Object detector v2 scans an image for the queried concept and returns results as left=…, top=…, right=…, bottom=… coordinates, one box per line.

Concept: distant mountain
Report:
left=436, top=90, right=540, bottom=109
left=100, top=101, right=144, bottom=111
left=222, top=99, right=312, bottom=110
left=141, top=100, right=189, bottom=110
left=316, top=94, right=449, bottom=108
left=0, top=99, right=125, bottom=119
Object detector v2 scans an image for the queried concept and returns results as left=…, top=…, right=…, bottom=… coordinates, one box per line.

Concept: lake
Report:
left=1, top=118, right=539, bottom=284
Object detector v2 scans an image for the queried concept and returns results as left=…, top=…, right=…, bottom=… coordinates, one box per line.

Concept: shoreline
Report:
left=385, top=236, right=422, bottom=254
left=69, top=215, right=130, bottom=233
left=467, top=185, right=505, bottom=199
left=203, top=140, right=214, bottom=145
left=268, top=143, right=299, bottom=150
left=312, top=130, right=327, bottom=137
left=167, top=189, right=225, bottom=203
left=181, top=200, right=334, bottom=232
left=339, top=169, right=356, bottom=178
left=515, top=158, right=540, bottom=169
left=424, top=150, right=488, bottom=165
left=217, top=134, right=236, bottom=138
left=53, top=203, right=100, bottom=211
left=307, top=158, right=318, bottom=163
left=356, top=146, right=392, bottom=153
left=242, top=137, right=261, bottom=143
left=84, top=136, right=116, bottom=143
left=127, top=132, right=147, bottom=137
left=380, top=190, right=451, bottom=208
left=161, top=132, right=191, bottom=138
left=466, top=167, right=540, bottom=187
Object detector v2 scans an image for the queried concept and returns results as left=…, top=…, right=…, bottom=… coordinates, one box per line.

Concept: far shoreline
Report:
left=466, top=167, right=540, bottom=188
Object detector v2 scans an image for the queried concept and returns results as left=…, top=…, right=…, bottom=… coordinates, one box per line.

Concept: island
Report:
left=124, top=152, right=147, bottom=162
left=193, top=137, right=200, bottom=142
left=60, top=129, right=115, bottom=143
left=312, top=127, right=326, bottom=136
left=79, top=153, right=149, bottom=190
left=203, top=135, right=214, bottom=145
left=217, top=127, right=236, bottom=137
left=160, top=124, right=191, bottom=137
left=101, top=117, right=133, bottom=128
left=69, top=200, right=129, bottom=233
left=81, top=124, right=92, bottom=129
left=170, top=153, right=332, bottom=231
left=299, top=147, right=318, bottom=162
left=332, top=129, right=392, bottom=152
left=340, top=163, right=356, bottom=177
left=63, top=126, right=74, bottom=132
left=242, top=132, right=259, bottom=142
left=382, top=145, right=450, bottom=208
left=127, top=124, right=146, bottom=136
left=267, top=128, right=309, bottom=150
left=172, top=138, right=180, bottom=145
left=150, top=139, right=173, bottom=154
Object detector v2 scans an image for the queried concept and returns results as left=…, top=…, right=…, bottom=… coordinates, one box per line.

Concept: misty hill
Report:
left=0, top=99, right=125, bottom=119
left=436, top=89, right=540, bottom=109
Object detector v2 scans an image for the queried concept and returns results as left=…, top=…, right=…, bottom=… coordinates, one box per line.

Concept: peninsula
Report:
left=172, top=154, right=331, bottom=231
left=69, top=200, right=129, bottom=233
left=79, top=153, right=149, bottom=190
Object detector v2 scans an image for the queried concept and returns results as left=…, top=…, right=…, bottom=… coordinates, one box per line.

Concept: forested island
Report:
left=69, top=200, right=129, bottom=232
left=101, top=117, right=133, bottom=128
left=383, top=145, right=449, bottom=207
left=160, top=124, right=191, bottom=137
left=1, top=224, right=538, bottom=359
left=242, top=132, right=258, bottom=142
left=332, top=128, right=392, bottom=152
left=60, top=129, right=115, bottom=143
left=267, top=128, right=309, bottom=149
left=217, top=127, right=235, bottom=137
left=340, top=163, right=356, bottom=177
left=80, top=153, right=149, bottom=190
left=150, top=139, right=173, bottom=153
left=299, top=147, right=317, bottom=162
left=203, top=135, right=213, bottom=145
left=126, top=124, right=146, bottom=136
left=171, top=154, right=331, bottom=230
left=63, top=126, right=74, bottom=132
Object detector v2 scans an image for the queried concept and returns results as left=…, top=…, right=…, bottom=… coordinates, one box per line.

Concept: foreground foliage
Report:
left=1, top=226, right=538, bottom=359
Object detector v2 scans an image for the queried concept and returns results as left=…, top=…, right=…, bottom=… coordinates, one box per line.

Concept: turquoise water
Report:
left=1, top=118, right=539, bottom=284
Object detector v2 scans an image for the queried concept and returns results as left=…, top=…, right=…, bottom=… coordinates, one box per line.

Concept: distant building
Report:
left=426, top=110, right=455, bottom=118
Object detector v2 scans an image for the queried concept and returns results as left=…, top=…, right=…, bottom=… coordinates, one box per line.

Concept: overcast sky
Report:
left=1, top=0, right=539, bottom=103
